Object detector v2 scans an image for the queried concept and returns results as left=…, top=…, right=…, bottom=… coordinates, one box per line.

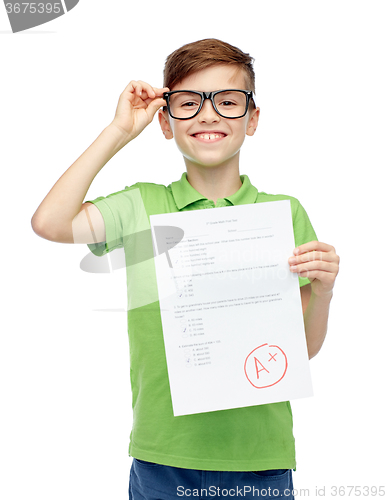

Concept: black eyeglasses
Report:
left=163, top=89, right=256, bottom=120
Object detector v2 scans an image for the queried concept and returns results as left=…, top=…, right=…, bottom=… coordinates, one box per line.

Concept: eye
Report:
left=181, top=101, right=199, bottom=108
left=218, top=100, right=236, bottom=107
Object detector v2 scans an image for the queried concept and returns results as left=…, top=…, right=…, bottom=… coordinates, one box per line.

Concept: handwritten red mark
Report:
left=254, top=357, right=269, bottom=378
left=244, top=343, right=288, bottom=389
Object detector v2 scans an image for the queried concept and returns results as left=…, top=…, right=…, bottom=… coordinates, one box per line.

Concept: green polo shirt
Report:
left=85, top=172, right=317, bottom=471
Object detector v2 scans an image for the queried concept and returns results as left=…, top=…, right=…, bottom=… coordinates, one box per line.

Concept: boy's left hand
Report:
left=288, top=241, right=340, bottom=298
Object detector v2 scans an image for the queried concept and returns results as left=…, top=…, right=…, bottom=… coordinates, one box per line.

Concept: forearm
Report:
left=303, top=290, right=333, bottom=359
left=31, top=124, right=127, bottom=237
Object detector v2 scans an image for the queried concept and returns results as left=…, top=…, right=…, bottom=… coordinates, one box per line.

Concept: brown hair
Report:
left=163, top=38, right=255, bottom=93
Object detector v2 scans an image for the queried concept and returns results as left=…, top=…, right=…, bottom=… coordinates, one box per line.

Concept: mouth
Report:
left=191, top=132, right=227, bottom=142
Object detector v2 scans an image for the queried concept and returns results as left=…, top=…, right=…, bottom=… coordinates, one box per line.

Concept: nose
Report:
left=198, top=98, right=220, bottom=123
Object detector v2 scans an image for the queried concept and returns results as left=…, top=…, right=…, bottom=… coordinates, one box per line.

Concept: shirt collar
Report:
left=170, top=172, right=258, bottom=210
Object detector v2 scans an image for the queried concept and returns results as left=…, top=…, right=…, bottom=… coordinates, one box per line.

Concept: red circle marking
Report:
left=244, top=343, right=288, bottom=389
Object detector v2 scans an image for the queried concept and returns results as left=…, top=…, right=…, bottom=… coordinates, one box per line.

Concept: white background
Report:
left=1, top=1, right=386, bottom=499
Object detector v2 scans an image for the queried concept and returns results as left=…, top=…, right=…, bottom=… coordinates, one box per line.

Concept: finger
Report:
left=122, top=81, right=155, bottom=100
left=146, top=97, right=168, bottom=117
left=294, top=241, right=335, bottom=256
left=134, top=80, right=158, bottom=99
left=290, top=260, right=338, bottom=274
left=122, top=80, right=141, bottom=95
left=152, top=86, right=170, bottom=96
left=289, top=250, right=338, bottom=265
left=128, top=82, right=152, bottom=100
left=136, top=81, right=169, bottom=100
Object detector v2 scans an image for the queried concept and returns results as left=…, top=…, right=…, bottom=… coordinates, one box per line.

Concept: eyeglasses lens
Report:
left=168, top=91, right=248, bottom=119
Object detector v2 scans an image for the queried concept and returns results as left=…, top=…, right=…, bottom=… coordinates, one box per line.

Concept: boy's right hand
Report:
left=110, top=80, right=169, bottom=143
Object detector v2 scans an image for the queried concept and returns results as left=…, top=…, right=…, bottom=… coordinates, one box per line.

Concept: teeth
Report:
left=196, top=133, right=223, bottom=140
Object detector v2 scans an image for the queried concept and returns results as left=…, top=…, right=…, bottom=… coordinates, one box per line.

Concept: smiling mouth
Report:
left=191, top=133, right=226, bottom=142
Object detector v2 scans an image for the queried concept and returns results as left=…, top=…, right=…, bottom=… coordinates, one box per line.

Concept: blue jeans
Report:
left=129, top=459, right=294, bottom=499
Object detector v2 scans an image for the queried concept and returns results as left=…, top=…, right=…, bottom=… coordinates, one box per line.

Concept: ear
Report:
left=158, top=109, right=174, bottom=140
left=246, top=107, right=260, bottom=137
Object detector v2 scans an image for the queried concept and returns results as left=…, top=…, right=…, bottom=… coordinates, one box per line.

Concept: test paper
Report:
left=150, top=200, right=313, bottom=416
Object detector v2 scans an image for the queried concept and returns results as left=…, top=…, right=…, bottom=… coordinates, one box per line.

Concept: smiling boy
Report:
left=31, top=39, right=339, bottom=499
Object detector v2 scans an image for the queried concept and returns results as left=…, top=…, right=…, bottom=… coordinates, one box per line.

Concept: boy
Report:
left=31, top=39, right=339, bottom=499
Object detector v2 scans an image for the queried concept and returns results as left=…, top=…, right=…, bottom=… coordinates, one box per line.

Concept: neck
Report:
left=185, top=162, right=243, bottom=203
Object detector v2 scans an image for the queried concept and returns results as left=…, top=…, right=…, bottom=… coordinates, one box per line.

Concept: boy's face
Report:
left=159, top=65, right=260, bottom=171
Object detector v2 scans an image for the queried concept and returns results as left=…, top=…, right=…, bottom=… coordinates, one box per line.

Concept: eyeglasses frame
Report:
left=162, top=89, right=256, bottom=120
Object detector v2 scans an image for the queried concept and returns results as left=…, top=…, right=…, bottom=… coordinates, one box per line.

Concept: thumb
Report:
left=147, top=98, right=167, bottom=119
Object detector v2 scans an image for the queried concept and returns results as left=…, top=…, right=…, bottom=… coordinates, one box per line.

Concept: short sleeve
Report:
left=84, top=183, right=144, bottom=257
left=290, top=198, right=318, bottom=287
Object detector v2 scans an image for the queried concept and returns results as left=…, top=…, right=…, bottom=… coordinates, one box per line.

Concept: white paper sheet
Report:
left=150, top=200, right=313, bottom=416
